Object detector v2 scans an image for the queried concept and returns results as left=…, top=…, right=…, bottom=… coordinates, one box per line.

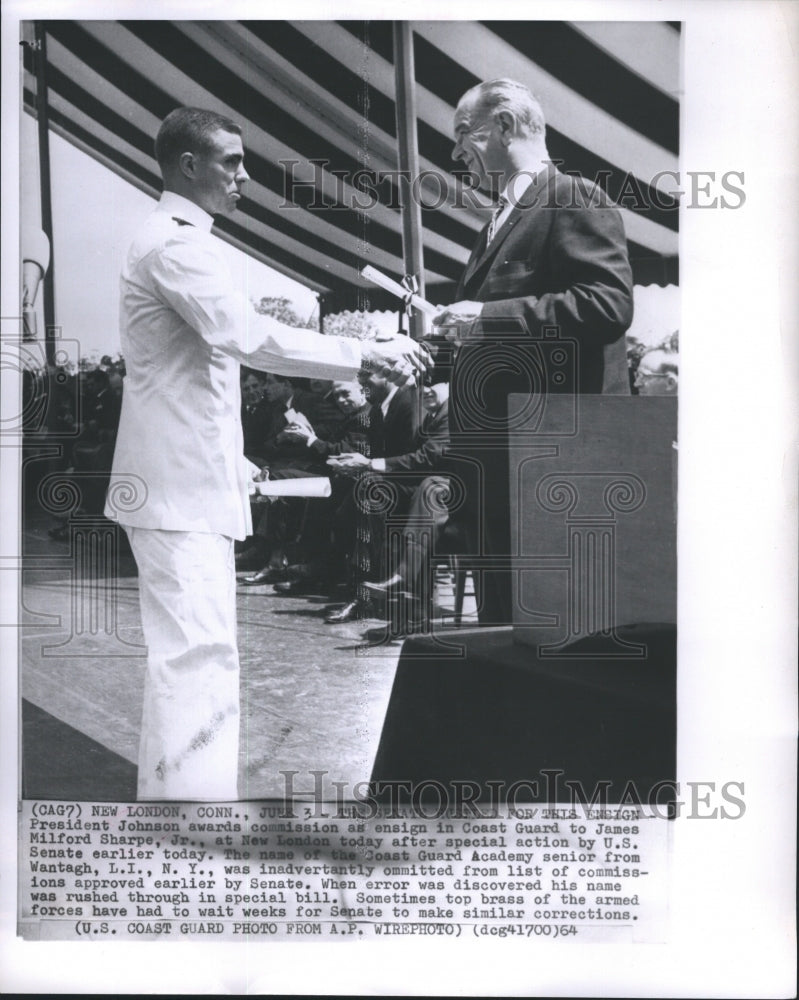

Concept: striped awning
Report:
left=22, top=20, right=680, bottom=312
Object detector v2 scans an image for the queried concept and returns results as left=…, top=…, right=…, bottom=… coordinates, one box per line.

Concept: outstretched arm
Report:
left=148, top=235, right=430, bottom=384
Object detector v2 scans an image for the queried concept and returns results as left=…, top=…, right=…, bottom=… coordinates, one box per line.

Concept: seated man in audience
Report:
left=237, top=373, right=339, bottom=569
left=363, top=371, right=421, bottom=461
left=323, top=381, right=449, bottom=624
left=296, top=378, right=349, bottom=444
left=283, top=379, right=371, bottom=464
left=240, top=368, right=269, bottom=458
left=241, top=379, right=371, bottom=585
left=634, top=347, right=679, bottom=395
left=362, top=383, right=452, bottom=607
left=308, top=373, right=420, bottom=621
left=245, top=372, right=330, bottom=476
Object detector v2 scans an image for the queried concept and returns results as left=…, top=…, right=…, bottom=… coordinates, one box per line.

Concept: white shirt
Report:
left=105, top=191, right=362, bottom=538
left=380, top=383, right=399, bottom=418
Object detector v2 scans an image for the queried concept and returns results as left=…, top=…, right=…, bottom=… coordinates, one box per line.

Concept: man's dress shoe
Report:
left=235, top=546, right=266, bottom=570
left=324, top=599, right=361, bottom=624
left=241, top=566, right=284, bottom=586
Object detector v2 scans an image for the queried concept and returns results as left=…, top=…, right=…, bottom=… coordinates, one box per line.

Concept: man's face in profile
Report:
left=452, top=98, right=503, bottom=194
left=192, top=128, right=249, bottom=216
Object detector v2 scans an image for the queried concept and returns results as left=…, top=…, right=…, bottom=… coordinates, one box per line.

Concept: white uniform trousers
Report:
left=126, top=527, right=240, bottom=800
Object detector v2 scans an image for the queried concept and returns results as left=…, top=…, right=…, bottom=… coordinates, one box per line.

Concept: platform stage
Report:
left=370, top=623, right=676, bottom=804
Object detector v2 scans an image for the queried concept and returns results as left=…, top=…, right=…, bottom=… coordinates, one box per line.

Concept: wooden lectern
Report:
left=370, top=395, right=677, bottom=803
left=510, top=394, right=677, bottom=656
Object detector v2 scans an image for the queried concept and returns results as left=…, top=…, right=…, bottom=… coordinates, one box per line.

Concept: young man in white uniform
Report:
left=105, top=107, right=425, bottom=800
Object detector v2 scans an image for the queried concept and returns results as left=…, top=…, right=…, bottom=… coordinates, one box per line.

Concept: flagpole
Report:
left=392, top=21, right=426, bottom=341
left=33, top=21, right=56, bottom=367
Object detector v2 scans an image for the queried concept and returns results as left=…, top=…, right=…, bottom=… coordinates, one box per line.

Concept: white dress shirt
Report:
left=106, top=191, right=362, bottom=539
left=380, top=383, right=399, bottom=418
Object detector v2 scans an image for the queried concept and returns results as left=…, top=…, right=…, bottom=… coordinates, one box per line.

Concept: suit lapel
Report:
left=460, top=224, right=491, bottom=292
left=422, top=398, right=448, bottom=435
left=461, top=164, right=558, bottom=294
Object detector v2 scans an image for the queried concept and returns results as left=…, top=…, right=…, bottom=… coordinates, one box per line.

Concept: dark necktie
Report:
left=369, top=403, right=385, bottom=457
left=486, top=195, right=508, bottom=244
left=172, top=217, right=194, bottom=227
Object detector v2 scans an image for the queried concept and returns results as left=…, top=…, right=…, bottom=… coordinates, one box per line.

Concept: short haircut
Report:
left=463, top=79, right=546, bottom=137
left=154, top=107, right=242, bottom=171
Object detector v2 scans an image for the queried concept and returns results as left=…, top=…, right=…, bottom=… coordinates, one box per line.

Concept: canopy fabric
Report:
left=23, top=19, right=680, bottom=313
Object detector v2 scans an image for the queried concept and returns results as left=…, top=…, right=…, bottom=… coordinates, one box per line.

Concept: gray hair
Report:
left=462, top=79, right=546, bottom=137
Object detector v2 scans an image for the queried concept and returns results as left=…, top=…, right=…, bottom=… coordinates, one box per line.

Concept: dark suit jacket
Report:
left=369, top=384, right=421, bottom=460
left=247, top=396, right=326, bottom=472
left=448, top=166, right=635, bottom=620
left=308, top=404, right=371, bottom=459
left=385, top=399, right=449, bottom=474
left=292, top=388, right=347, bottom=444
left=242, top=399, right=274, bottom=458
left=456, top=164, right=633, bottom=398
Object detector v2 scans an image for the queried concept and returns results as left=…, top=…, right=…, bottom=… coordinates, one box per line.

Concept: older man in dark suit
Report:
left=241, top=379, right=373, bottom=585
left=362, top=383, right=452, bottom=604
left=323, top=378, right=448, bottom=624
left=361, top=373, right=421, bottom=461
left=432, top=78, right=634, bottom=625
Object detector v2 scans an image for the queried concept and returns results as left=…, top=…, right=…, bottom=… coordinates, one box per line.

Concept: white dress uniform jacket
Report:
left=105, top=191, right=361, bottom=540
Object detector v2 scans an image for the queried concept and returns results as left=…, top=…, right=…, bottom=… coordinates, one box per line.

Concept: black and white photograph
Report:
left=16, top=16, right=681, bottom=805
left=1, top=1, right=795, bottom=996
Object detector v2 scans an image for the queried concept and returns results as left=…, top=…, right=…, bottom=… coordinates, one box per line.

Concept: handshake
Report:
left=360, top=333, right=432, bottom=387
left=355, top=297, right=487, bottom=387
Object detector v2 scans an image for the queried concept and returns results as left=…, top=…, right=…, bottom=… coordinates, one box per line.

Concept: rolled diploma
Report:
left=252, top=477, right=332, bottom=498
left=360, top=265, right=438, bottom=316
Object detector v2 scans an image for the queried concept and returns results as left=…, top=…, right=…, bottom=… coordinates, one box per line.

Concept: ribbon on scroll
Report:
left=360, top=265, right=438, bottom=317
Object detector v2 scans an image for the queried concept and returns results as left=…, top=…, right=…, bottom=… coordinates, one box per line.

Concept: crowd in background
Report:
left=22, top=355, right=125, bottom=537
left=627, top=329, right=679, bottom=395
left=23, top=328, right=678, bottom=621
left=235, top=365, right=452, bottom=624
